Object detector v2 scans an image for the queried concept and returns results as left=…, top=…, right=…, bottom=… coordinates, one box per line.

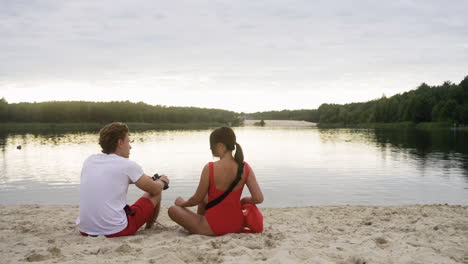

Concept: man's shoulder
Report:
left=122, top=158, right=141, bottom=168
left=84, top=153, right=106, bottom=162
left=107, top=154, right=142, bottom=170
left=83, top=154, right=98, bottom=163
left=84, top=153, right=141, bottom=169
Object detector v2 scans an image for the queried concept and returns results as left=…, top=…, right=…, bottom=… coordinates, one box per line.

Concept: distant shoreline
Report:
left=1, top=121, right=466, bottom=134
left=316, top=122, right=467, bottom=130
left=243, top=120, right=316, bottom=127
left=243, top=120, right=465, bottom=130
left=0, top=122, right=228, bottom=133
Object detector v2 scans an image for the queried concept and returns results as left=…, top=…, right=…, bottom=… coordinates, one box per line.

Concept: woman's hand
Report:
left=175, top=196, right=185, bottom=207
left=240, top=197, right=251, bottom=205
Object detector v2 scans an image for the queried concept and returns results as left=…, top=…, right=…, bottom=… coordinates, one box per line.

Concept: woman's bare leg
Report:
left=168, top=205, right=214, bottom=236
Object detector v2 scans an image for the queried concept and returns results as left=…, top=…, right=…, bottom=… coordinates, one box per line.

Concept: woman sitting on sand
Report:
left=168, top=127, right=264, bottom=236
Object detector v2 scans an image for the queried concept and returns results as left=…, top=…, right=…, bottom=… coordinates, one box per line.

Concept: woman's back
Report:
left=211, top=159, right=247, bottom=191
left=205, top=161, right=250, bottom=235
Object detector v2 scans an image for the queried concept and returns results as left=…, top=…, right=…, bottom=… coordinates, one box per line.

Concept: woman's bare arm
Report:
left=241, top=168, right=264, bottom=205
left=179, top=164, right=210, bottom=207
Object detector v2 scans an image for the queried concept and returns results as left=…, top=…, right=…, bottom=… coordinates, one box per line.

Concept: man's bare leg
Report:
left=142, top=192, right=161, bottom=229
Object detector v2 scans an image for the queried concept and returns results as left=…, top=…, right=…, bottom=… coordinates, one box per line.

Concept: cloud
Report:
left=0, top=0, right=467, bottom=112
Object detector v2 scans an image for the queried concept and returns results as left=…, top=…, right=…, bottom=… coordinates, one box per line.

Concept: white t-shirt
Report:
left=76, top=153, right=144, bottom=235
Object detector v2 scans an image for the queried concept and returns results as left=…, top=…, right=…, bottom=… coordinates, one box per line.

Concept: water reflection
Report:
left=373, top=128, right=467, bottom=154
left=0, top=132, right=6, bottom=152
left=1, top=127, right=467, bottom=206
left=317, top=128, right=468, bottom=181
left=372, top=129, right=468, bottom=180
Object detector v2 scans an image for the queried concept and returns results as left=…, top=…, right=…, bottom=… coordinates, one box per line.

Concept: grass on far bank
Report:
left=0, top=122, right=228, bottom=134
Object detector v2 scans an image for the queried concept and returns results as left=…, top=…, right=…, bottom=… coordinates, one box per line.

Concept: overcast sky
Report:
left=1, top=0, right=467, bottom=112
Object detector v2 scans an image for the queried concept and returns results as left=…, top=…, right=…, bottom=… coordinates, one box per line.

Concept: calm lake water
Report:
left=1, top=124, right=467, bottom=207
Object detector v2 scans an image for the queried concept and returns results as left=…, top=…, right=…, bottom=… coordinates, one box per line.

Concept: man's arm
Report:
left=135, top=174, right=167, bottom=196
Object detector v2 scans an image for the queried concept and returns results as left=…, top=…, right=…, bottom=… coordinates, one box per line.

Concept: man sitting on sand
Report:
left=76, top=122, right=169, bottom=237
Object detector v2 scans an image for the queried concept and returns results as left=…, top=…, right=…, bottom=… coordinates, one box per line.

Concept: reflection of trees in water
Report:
left=373, top=129, right=467, bottom=156
left=0, top=132, right=7, bottom=171
left=0, top=132, right=6, bottom=152
left=374, top=129, right=468, bottom=179
left=0, top=130, right=168, bottom=149
left=317, top=128, right=376, bottom=144
left=0, top=132, right=8, bottom=173
left=318, top=128, right=468, bottom=179
left=0, top=132, right=98, bottom=150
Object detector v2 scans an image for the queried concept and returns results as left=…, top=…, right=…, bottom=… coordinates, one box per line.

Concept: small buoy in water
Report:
left=16, top=145, right=22, bottom=150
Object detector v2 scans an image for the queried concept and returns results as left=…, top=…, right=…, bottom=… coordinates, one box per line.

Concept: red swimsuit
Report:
left=205, top=161, right=250, bottom=236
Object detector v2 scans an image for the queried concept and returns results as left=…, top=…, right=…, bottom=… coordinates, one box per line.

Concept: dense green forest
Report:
left=250, top=75, right=468, bottom=125
left=1, top=75, right=467, bottom=127
left=317, top=76, right=468, bottom=124
left=0, top=100, right=241, bottom=125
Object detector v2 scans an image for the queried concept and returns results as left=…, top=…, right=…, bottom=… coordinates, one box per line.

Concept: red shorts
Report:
left=80, top=197, right=155, bottom=238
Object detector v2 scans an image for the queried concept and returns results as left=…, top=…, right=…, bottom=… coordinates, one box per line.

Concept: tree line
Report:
left=0, top=100, right=241, bottom=125
left=1, top=75, right=467, bottom=126
left=250, top=75, right=468, bottom=124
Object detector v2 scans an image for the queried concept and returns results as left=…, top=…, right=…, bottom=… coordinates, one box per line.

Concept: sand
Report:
left=0, top=205, right=467, bottom=264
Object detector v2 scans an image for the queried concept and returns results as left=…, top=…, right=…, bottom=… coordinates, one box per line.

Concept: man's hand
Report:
left=175, top=196, right=185, bottom=206
left=135, top=174, right=169, bottom=196
left=159, top=175, right=170, bottom=185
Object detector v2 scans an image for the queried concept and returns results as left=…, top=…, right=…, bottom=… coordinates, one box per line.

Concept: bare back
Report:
left=212, top=159, right=246, bottom=191
left=212, top=158, right=263, bottom=206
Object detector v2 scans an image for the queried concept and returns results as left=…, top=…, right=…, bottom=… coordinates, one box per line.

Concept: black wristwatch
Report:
left=152, top=173, right=169, bottom=190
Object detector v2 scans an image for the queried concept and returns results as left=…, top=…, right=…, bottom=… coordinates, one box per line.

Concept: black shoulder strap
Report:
left=205, top=163, right=244, bottom=210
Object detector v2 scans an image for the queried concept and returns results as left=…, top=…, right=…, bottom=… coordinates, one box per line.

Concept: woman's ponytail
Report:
left=234, top=142, right=244, bottom=169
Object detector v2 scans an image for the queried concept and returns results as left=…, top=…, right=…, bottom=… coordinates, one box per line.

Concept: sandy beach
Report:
left=0, top=205, right=467, bottom=264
